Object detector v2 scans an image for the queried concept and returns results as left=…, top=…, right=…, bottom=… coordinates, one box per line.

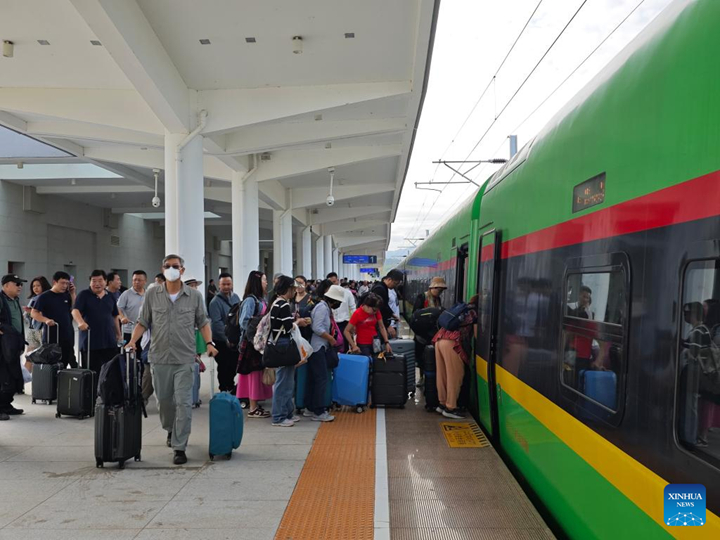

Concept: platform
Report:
left=0, top=363, right=553, bottom=539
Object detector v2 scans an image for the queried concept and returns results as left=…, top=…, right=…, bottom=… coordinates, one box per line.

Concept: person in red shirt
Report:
left=344, top=293, right=392, bottom=357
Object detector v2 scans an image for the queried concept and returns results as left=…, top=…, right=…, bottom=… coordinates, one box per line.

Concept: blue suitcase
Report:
left=209, top=392, right=243, bottom=460
left=582, top=370, right=617, bottom=410
left=295, top=364, right=332, bottom=411
left=332, top=353, right=370, bottom=411
left=208, top=357, right=243, bottom=461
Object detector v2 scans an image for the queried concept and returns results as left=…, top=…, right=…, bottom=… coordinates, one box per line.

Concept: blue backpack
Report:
left=438, top=302, right=470, bottom=331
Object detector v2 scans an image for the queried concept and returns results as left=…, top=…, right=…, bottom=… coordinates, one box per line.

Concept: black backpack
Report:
left=97, top=354, right=129, bottom=406
left=410, top=307, right=442, bottom=341
left=224, top=303, right=242, bottom=346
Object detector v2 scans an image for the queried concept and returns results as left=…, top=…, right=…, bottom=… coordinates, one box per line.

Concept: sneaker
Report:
left=248, top=408, right=270, bottom=419
left=3, top=407, right=23, bottom=415
left=173, top=450, right=187, bottom=465
left=290, top=415, right=301, bottom=423
left=272, top=418, right=295, bottom=427
left=302, top=409, right=314, bottom=417
left=435, top=406, right=445, bottom=415
left=442, top=408, right=466, bottom=420
left=166, top=432, right=172, bottom=447
left=0, top=412, right=9, bottom=421
left=312, top=412, right=335, bottom=422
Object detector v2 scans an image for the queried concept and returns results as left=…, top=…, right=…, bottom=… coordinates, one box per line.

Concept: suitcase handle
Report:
left=46, top=322, right=60, bottom=345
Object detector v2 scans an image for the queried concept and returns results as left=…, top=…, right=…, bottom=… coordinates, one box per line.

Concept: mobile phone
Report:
left=70, top=275, right=74, bottom=283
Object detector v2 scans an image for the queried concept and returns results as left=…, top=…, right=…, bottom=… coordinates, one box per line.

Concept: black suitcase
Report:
left=31, top=323, right=62, bottom=404
left=390, top=339, right=416, bottom=395
left=423, top=345, right=440, bottom=411
left=31, top=362, right=60, bottom=404
left=95, top=350, right=143, bottom=469
left=371, top=353, right=407, bottom=408
left=56, top=329, right=96, bottom=419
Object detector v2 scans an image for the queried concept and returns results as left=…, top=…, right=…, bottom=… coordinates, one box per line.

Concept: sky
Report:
left=390, top=0, right=675, bottom=254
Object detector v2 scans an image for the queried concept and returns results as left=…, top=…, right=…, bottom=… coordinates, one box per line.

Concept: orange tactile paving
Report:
left=275, top=410, right=377, bottom=540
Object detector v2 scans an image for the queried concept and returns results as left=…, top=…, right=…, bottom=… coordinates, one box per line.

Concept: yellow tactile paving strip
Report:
left=275, top=410, right=377, bottom=540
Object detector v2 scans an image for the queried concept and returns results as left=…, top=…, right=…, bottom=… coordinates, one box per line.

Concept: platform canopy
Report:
left=0, top=0, right=438, bottom=263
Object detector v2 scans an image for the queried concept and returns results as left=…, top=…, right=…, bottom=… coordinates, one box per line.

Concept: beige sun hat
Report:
left=429, top=276, right=448, bottom=289
left=325, top=284, right=346, bottom=303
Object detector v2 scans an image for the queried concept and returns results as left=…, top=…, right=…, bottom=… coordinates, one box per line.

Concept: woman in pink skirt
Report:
left=236, top=271, right=273, bottom=418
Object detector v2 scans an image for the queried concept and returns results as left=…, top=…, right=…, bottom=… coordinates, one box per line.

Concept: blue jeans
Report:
left=307, top=348, right=329, bottom=415
left=272, top=365, right=296, bottom=423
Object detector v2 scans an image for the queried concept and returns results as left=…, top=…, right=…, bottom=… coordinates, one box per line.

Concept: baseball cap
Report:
left=1, top=274, right=27, bottom=286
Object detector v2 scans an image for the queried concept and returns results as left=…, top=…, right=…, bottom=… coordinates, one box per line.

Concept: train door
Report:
left=475, top=229, right=501, bottom=437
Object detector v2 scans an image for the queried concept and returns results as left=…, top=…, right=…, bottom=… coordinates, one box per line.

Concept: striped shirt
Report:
left=269, top=298, right=294, bottom=342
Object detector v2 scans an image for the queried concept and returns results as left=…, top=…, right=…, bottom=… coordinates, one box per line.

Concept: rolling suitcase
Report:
left=31, top=323, right=62, bottom=404
left=192, top=361, right=202, bottom=408
left=582, top=370, right=617, bottom=410
left=209, top=356, right=243, bottom=460
left=57, top=329, right=96, bottom=419
left=390, top=338, right=416, bottom=395
left=332, top=353, right=370, bottom=412
left=94, top=350, right=143, bottom=469
left=423, top=345, right=439, bottom=411
left=371, top=353, right=407, bottom=408
left=295, top=363, right=333, bottom=411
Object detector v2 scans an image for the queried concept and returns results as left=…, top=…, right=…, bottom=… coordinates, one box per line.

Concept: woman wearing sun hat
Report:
left=413, top=276, right=447, bottom=312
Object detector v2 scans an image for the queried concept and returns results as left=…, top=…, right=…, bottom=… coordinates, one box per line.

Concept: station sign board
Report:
left=359, top=268, right=379, bottom=274
left=343, top=255, right=377, bottom=264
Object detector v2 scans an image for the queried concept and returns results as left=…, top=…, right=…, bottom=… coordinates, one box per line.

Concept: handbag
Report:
left=262, top=331, right=301, bottom=368
left=290, top=324, right=313, bottom=362
left=325, top=345, right=340, bottom=370
left=262, top=367, right=276, bottom=386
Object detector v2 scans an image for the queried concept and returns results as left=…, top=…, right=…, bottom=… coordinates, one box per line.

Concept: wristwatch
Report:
left=206, top=341, right=216, bottom=348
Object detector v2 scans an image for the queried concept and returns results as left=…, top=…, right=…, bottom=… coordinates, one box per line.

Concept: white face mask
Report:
left=163, top=267, right=181, bottom=282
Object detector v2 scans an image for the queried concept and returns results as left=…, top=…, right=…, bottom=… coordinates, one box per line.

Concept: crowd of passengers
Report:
left=3, top=256, right=478, bottom=464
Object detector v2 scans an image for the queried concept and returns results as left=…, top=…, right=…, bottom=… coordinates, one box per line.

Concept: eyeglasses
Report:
left=162, top=264, right=181, bottom=270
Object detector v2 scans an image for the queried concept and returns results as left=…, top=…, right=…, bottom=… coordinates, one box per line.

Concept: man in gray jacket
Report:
left=207, top=272, right=240, bottom=392
left=127, top=254, right=217, bottom=465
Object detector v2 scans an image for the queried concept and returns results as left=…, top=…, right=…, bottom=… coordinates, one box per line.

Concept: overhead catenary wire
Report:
left=405, top=0, right=545, bottom=242
left=460, top=0, right=647, bottom=202
left=410, top=0, right=589, bottom=241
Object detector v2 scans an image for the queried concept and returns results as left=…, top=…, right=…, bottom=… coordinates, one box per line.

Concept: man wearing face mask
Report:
left=127, top=254, right=217, bottom=465
left=72, top=270, right=122, bottom=394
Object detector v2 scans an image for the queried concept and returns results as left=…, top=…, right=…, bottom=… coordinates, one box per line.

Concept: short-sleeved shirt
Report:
left=34, top=290, right=74, bottom=344
left=138, top=283, right=210, bottom=365
left=74, top=289, right=119, bottom=351
left=349, top=308, right=381, bottom=346
left=117, top=288, right=145, bottom=335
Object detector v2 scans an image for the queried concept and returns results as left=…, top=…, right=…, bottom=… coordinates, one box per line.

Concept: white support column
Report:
left=316, top=236, right=325, bottom=281
left=164, top=131, right=205, bottom=287
left=332, top=248, right=338, bottom=275
left=276, top=210, right=293, bottom=276
left=232, top=170, right=260, bottom=293
left=324, top=235, right=333, bottom=278
left=302, top=227, right=312, bottom=279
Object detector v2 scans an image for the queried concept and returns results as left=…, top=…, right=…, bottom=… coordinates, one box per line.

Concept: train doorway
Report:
left=475, top=229, right=501, bottom=439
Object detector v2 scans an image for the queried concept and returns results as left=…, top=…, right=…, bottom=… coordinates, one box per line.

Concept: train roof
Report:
left=485, top=0, right=694, bottom=194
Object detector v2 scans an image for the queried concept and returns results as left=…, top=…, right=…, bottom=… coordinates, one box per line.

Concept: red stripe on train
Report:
left=499, top=170, right=720, bottom=260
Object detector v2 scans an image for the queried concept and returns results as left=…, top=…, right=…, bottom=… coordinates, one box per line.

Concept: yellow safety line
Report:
left=275, top=410, right=376, bottom=540
left=493, top=364, right=720, bottom=538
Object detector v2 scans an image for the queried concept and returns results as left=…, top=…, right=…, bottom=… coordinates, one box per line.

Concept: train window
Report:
left=561, top=268, right=626, bottom=412
left=676, top=259, right=720, bottom=467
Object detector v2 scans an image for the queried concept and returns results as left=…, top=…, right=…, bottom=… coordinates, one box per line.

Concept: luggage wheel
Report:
left=96, top=459, right=104, bottom=468
left=356, top=406, right=364, bottom=414
left=55, top=412, right=61, bottom=419
left=134, top=453, right=141, bottom=462
left=31, top=398, right=36, bottom=404
left=118, top=460, right=125, bottom=470
left=226, top=452, right=232, bottom=460
left=209, top=453, right=214, bottom=461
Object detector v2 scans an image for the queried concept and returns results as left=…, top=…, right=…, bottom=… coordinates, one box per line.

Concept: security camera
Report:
left=152, top=196, right=161, bottom=208
left=326, top=194, right=335, bottom=207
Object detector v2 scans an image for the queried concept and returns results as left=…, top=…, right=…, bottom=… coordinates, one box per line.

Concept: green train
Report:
left=396, top=1, right=720, bottom=537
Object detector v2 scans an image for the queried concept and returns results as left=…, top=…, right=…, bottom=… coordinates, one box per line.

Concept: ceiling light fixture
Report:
left=245, top=37, right=256, bottom=43
left=344, top=33, right=355, bottom=39
left=292, top=36, right=303, bottom=54
left=199, top=39, right=211, bottom=45
left=2, top=40, right=14, bottom=58
left=37, top=40, right=50, bottom=46
left=90, top=40, right=102, bottom=46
